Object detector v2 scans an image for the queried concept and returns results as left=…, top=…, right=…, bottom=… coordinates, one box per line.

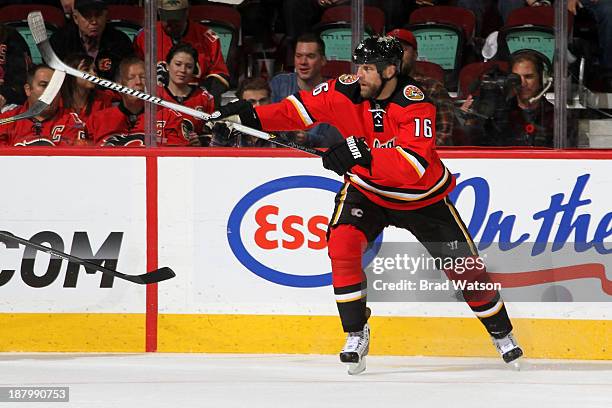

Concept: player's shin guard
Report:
left=445, top=259, right=523, bottom=363
left=328, top=225, right=368, bottom=333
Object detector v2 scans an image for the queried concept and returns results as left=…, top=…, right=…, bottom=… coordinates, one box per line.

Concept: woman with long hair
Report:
left=60, top=53, right=115, bottom=128
left=157, top=43, right=215, bottom=144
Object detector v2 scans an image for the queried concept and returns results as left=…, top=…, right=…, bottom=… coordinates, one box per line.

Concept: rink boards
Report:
left=0, top=148, right=610, bottom=358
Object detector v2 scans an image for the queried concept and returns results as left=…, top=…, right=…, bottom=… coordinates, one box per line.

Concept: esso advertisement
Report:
left=227, top=176, right=339, bottom=288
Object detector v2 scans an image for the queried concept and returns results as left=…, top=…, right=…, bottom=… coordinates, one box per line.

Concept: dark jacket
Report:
left=49, top=21, right=134, bottom=80
left=0, top=24, right=30, bottom=106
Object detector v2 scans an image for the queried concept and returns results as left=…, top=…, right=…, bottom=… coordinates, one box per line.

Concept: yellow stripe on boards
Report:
left=158, top=314, right=611, bottom=360
left=0, top=314, right=145, bottom=352
left=1, top=313, right=609, bottom=359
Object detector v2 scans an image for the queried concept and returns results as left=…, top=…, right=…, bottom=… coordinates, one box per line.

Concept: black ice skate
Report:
left=339, top=323, right=370, bottom=375
left=491, top=332, right=523, bottom=365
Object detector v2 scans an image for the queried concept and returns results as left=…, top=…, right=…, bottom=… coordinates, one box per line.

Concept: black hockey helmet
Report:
left=352, top=36, right=404, bottom=72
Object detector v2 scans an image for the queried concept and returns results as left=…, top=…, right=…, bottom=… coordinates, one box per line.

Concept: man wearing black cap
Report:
left=50, top=0, right=134, bottom=81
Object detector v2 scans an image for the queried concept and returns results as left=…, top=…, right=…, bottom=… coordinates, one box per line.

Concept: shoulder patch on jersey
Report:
left=205, top=29, right=220, bottom=43
left=338, top=74, right=359, bottom=85
left=403, top=85, right=424, bottom=101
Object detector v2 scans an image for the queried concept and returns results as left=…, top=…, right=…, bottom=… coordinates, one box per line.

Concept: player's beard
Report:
left=360, top=81, right=382, bottom=99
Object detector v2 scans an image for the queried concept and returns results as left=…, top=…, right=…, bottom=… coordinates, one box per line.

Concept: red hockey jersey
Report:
left=0, top=104, right=88, bottom=146
left=134, top=22, right=230, bottom=88
left=254, top=74, right=455, bottom=210
left=156, top=85, right=214, bottom=135
left=89, top=104, right=190, bottom=146
left=60, top=89, right=116, bottom=127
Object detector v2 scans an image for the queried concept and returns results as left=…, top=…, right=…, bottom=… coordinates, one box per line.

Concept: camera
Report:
left=471, top=66, right=521, bottom=120
left=464, top=66, right=521, bottom=145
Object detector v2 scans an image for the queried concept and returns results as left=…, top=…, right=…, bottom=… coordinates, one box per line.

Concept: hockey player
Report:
left=212, top=36, right=523, bottom=374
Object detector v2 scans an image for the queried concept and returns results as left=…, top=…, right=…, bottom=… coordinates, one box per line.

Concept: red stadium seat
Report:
left=409, top=6, right=476, bottom=40
left=320, top=5, right=386, bottom=34
left=106, top=5, right=144, bottom=27
left=106, top=5, right=143, bottom=42
left=321, top=60, right=351, bottom=79
left=189, top=4, right=241, bottom=31
left=0, top=4, right=65, bottom=28
left=415, top=60, right=445, bottom=84
left=505, top=6, right=573, bottom=29
left=457, top=60, right=509, bottom=98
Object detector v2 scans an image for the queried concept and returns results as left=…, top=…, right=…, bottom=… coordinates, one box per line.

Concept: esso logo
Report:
left=227, top=176, right=382, bottom=288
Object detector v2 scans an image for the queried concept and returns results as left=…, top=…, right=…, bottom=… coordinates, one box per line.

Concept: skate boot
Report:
left=339, top=323, right=370, bottom=375
left=491, top=332, right=523, bottom=365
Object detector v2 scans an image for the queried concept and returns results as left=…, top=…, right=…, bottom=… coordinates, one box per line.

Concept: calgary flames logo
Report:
left=403, top=85, right=424, bottom=101
left=339, top=74, right=359, bottom=85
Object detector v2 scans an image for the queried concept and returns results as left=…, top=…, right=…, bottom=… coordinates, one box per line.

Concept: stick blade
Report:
left=27, top=11, right=48, bottom=44
left=138, top=267, right=176, bottom=284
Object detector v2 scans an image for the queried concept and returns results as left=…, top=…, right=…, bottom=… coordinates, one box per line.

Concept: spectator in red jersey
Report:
left=89, top=57, right=194, bottom=147
left=60, top=53, right=115, bottom=127
left=133, top=0, right=230, bottom=108
left=157, top=43, right=214, bottom=143
left=0, top=65, right=88, bottom=147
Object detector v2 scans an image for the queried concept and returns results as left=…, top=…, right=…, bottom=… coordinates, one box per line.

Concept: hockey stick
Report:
left=223, top=122, right=324, bottom=157
left=0, top=69, right=65, bottom=125
left=0, top=231, right=176, bottom=284
left=27, top=11, right=212, bottom=122
left=27, top=11, right=324, bottom=157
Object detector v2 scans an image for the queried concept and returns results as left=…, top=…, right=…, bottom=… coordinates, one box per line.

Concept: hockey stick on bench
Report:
left=0, top=231, right=176, bottom=284
left=0, top=69, right=65, bottom=125
left=27, top=11, right=324, bottom=157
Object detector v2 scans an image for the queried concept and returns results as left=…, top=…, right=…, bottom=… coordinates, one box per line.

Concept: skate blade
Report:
left=510, top=360, right=522, bottom=371
left=346, top=357, right=366, bottom=375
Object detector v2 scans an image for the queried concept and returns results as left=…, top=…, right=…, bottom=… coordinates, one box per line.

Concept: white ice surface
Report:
left=1, top=353, right=611, bottom=408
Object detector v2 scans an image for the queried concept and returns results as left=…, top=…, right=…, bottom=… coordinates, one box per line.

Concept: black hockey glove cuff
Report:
left=322, top=136, right=372, bottom=176
left=210, top=99, right=263, bottom=131
left=203, top=76, right=229, bottom=109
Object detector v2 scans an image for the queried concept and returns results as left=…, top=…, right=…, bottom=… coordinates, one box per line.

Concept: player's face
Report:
left=356, top=63, right=382, bottom=98
left=168, top=52, right=195, bottom=86
left=512, top=60, right=541, bottom=104
left=294, top=42, right=326, bottom=81
left=73, top=8, right=107, bottom=38
left=242, top=89, right=270, bottom=107
left=25, top=67, right=59, bottom=118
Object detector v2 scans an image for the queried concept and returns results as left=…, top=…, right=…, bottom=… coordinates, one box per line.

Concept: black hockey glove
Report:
left=208, top=122, right=238, bottom=146
left=322, top=136, right=372, bottom=176
left=156, top=61, right=169, bottom=87
left=210, top=99, right=263, bottom=131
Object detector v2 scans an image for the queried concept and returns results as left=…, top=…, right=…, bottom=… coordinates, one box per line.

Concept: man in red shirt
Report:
left=213, top=37, right=523, bottom=374
left=89, top=57, right=192, bottom=147
left=133, top=0, right=230, bottom=107
left=0, top=65, right=87, bottom=146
